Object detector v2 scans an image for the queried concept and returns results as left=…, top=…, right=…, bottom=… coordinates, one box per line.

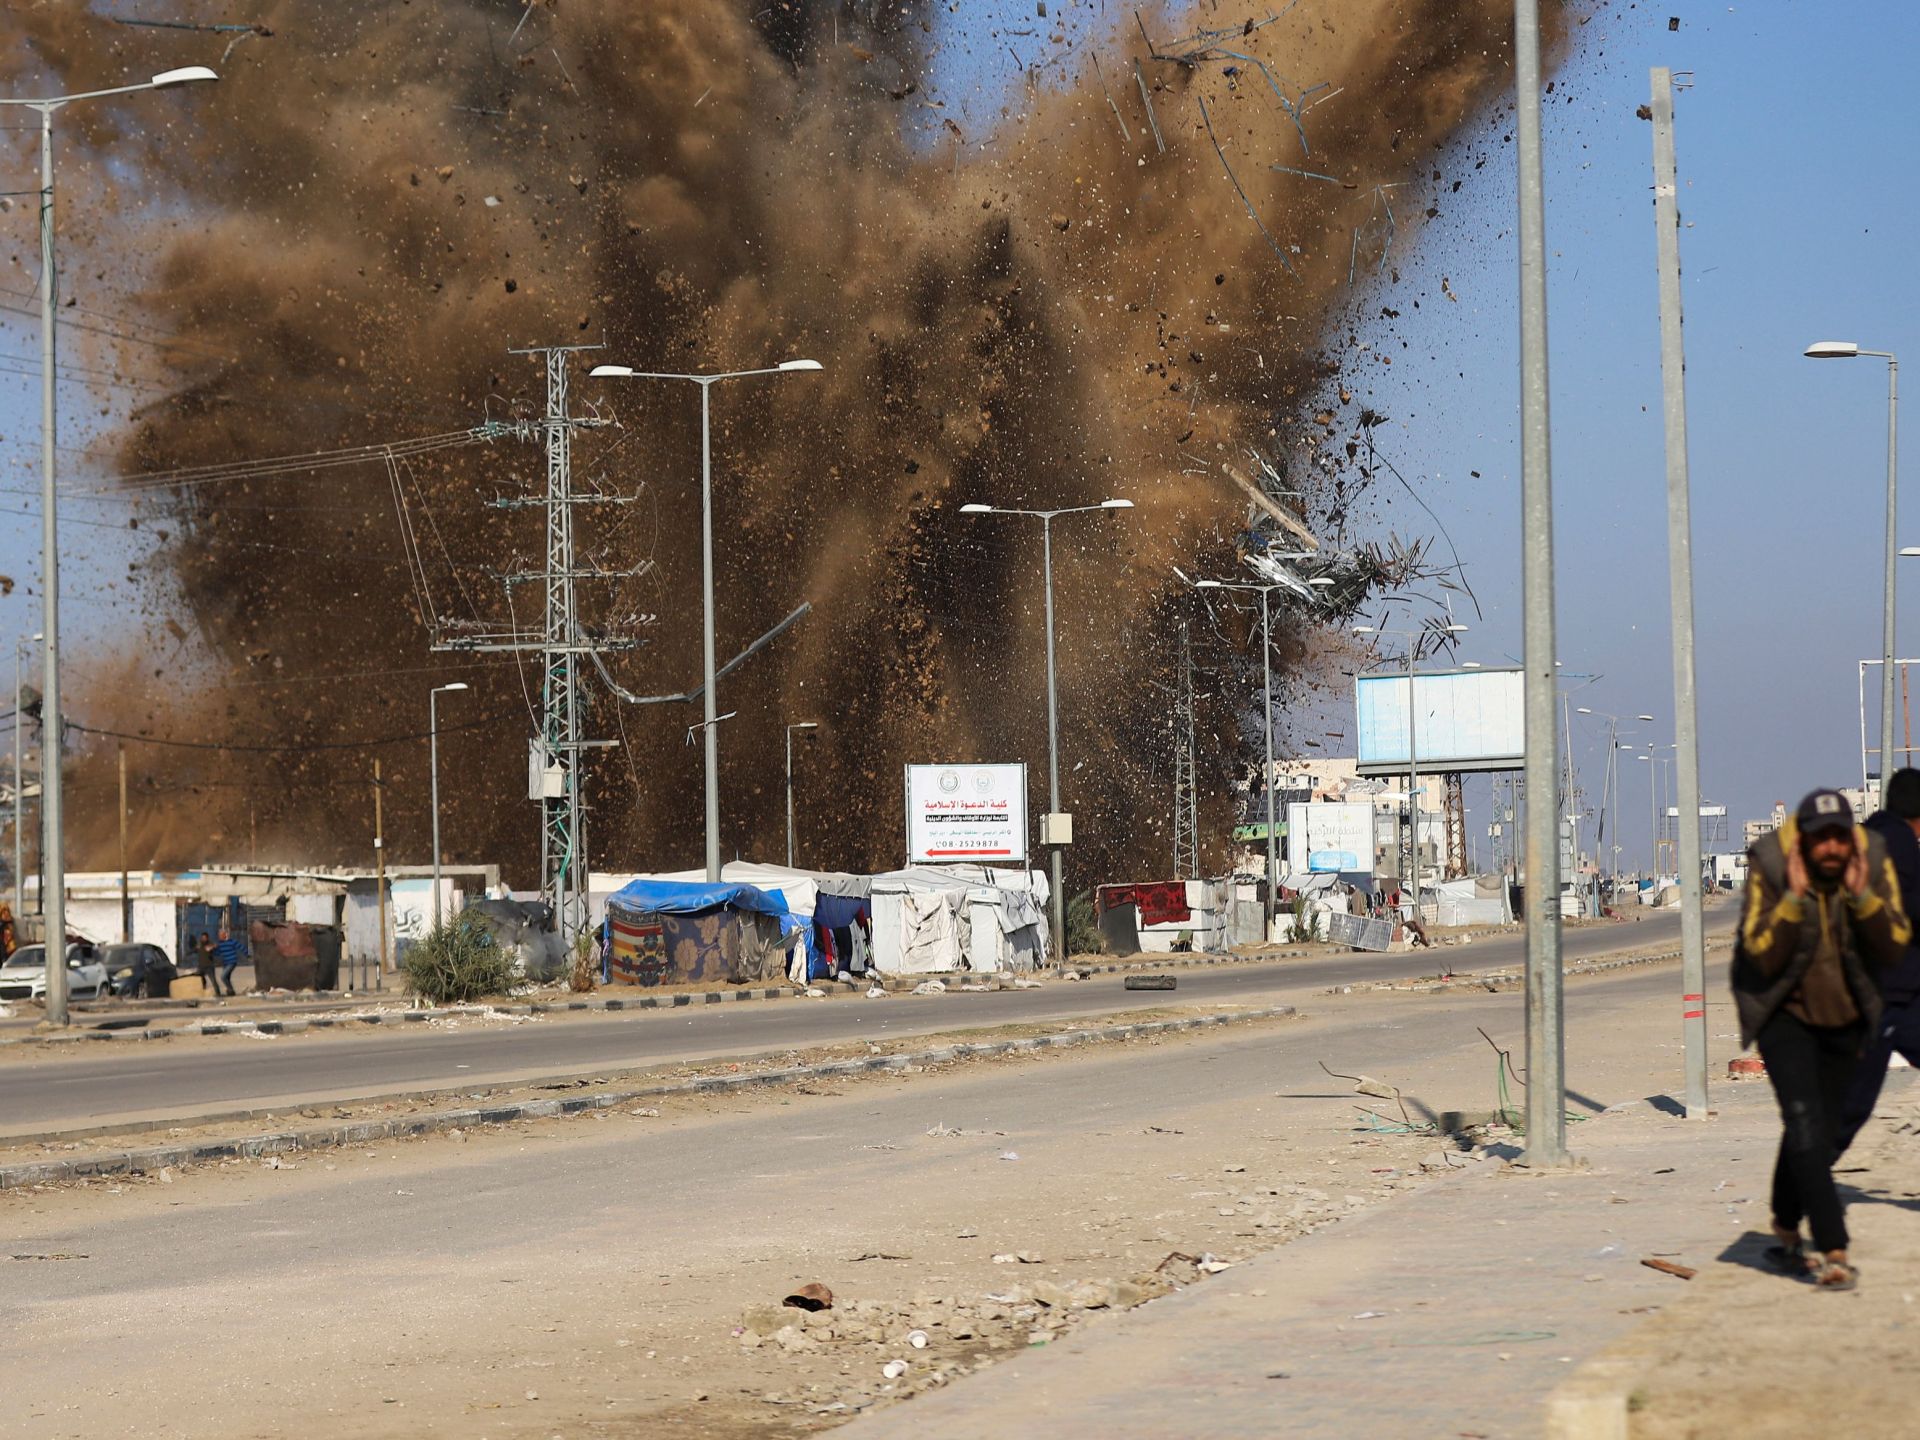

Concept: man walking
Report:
left=1836, top=767, right=1920, bottom=1155
left=213, top=923, right=244, bottom=998
left=1735, top=789, right=1910, bottom=1290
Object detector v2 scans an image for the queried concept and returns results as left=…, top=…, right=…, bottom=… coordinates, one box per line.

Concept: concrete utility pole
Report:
left=117, top=743, right=128, bottom=943
left=1515, top=0, right=1568, bottom=1166
left=1650, top=68, right=1711, bottom=1119
left=373, top=757, right=387, bottom=992
left=13, top=633, right=36, bottom=924
left=430, top=683, right=468, bottom=929
left=0, top=66, right=217, bottom=1025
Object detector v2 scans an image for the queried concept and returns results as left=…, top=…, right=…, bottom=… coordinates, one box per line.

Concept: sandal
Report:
left=1764, top=1238, right=1811, bottom=1275
left=1811, top=1257, right=1859, bottom=1291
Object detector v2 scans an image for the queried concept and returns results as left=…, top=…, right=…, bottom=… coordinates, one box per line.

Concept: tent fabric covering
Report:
left=604, top=878, right=803, bottom=987
left=1097, top=882, right=1190, bottom=926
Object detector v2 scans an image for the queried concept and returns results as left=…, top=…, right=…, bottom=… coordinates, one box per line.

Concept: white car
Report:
left=0, top=944, right=111, bottom=1002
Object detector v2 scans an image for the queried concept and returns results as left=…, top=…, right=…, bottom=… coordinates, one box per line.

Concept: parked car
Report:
left=103, top=943, right=177, bottom=999
left=0, top=943, right=112, bottom=1002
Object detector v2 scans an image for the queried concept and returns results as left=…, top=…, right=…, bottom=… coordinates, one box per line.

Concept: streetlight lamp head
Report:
left=151, top=66, right=219, bottom=88
left=778, top=359, right=823, bottom=372
left=1352, top=625, right=1376, bottom=634
left=589, top=364, right=635, bottom=378
left=1803, top=340, right=1861, bottom=360
left=958, top=503, right=993, bottom=514
left=1194, top=579, right=1223, bottom=589
left=440, top=682, right=470, bottom=693
left=1443, top=623, right=1469, bottom=633
left=1637, top=713, right=1655, bottom=721
left=1461, top=660, right=1482, bottom=668
left=1576, top=707, right=1593, bottom=714
left=792, top=721, right=819, bottom=730
left=1902, top=547, right=1920, bottom=558
left=1100, top=498, right=1134, bottom=509
left=1307, top=576, right=1335, bottom=587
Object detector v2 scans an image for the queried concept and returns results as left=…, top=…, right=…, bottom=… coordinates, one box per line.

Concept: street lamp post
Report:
left=590, top=359, right=822, bottom=882
left=959, top=499, right=1133, bottom=963
left=1575, top=708, right=1655, bottom=893
left=1807, top=341, right=1899, bottom=793
left=429, top=683, right=469, bottom=928
left=13, top=634, right=39, bottom=923
left=1354, top=622, right=1467, bottom=917
left=1193, top=575, right=1334, bottom=939
left=785, top=721, right=819, bottom=868
left=0, top=66, right=218, bottom=1025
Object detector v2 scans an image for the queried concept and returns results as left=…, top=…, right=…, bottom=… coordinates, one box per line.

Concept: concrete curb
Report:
left=0, top=1005, right=1297, bottom=1189
left=0, top=947, right=1335, bottom=1048
left=1328, top=935, right=1734, bottom=995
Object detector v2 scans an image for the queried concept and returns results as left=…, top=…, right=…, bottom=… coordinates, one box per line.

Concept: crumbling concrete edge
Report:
left=1329, top=935, right=1734, bottom=995
left=0, top=1005, right=1298, bottom=1188
left=0, top=947, right=1326, bottom=1048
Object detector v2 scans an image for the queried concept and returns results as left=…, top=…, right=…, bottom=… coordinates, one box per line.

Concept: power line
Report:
left=63, top=705, right=519, bottom=754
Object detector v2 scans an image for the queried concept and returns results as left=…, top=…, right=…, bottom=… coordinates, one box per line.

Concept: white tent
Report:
left=870, top=865, right=1050, bottom=974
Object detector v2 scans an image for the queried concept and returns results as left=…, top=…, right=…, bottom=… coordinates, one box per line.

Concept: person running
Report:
left=212, top=925, right=245, bottom=997
left=193, top=931, right=217, bottom=995
left=1734, top=788, right=1910, bottom=1290
left=1833, top=767, right=1920, bottom=1156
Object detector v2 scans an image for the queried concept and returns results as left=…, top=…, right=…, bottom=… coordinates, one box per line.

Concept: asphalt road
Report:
left=0, top=944, right=1752, bottom=1440
left=0, top=907, right=1732, bottom=1136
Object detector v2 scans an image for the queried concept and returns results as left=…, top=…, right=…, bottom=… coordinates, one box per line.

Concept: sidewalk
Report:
left=836, top=1069, right=1917, bottom=1440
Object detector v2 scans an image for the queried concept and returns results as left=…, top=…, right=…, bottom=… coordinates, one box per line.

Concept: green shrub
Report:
left=1065, top=890, right=1105, bottom=959
left=403, top=913, right=518, bottom=1006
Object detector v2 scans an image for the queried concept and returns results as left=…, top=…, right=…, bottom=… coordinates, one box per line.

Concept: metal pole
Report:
left=1260, top=588, right=1276, bottom=937
left=117, top=743, right=128, bottom=943
left=1406, top=648, right=1419, bottom=915
left=1885, top=358, right=1900, bottom=800
left=37, top=105, right=66, bottom=1027
left=431, top=689, right=443, bottom=929
left=1516, top=0, right=1565, bottom=1164
left=1648, top=757, right=1658, bottom=877
left=13, top=641, right=24, bottom=921
left=785, top=726, right=795, bottom=869
left=1651, top=68, right=1709, bottom=1118
left=373, top=757, right=387, bottom=991
left=700, top=380, right=720, bottom=883
left=1042, top=515, right=1065, bottom=963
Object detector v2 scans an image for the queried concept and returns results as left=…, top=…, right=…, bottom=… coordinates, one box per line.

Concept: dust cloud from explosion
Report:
left=8, top=1, right=1530, bottom=885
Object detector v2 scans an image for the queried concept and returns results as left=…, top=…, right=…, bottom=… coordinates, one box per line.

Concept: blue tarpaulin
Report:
left=606, top=879, right=793, bottom=920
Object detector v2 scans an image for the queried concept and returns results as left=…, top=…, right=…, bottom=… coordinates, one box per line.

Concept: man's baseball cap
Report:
left=1797, top=788, right=1855, bottom=835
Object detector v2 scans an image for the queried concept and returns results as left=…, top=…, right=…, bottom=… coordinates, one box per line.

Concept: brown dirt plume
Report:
left=4, top=1, right=1542, bottom=887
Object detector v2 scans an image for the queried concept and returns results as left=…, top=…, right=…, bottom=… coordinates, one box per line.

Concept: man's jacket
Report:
left=1863, top=809, right=1920, bottom=1005
left=1732, top=817, right=1910, bottom=1047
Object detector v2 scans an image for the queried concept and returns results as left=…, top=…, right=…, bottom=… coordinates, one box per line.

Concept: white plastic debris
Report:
left=805, top=987, right=828, bottom=998
left=907, top=1330, right=929, bottom=1349
left=999, top=1151, right=1020, bottom=1162
left=912, top=980, right=947, bottom=995
left=882, top=1360, right=909, bottom=1380
left=866, top=985, right=887, bottom=999
left=1013, top=977, right=1044, bottom=989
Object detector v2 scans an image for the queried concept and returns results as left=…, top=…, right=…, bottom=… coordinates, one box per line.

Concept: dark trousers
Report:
left=1758, top=1010, right=1864, bottom=1254
left=1835, top=997, right=1920, bottom=1158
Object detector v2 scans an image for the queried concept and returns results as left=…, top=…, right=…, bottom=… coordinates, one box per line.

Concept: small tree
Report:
left=1065, top=890, right=1105, bottom=959
left=403, top=913, right=517, bottom=1006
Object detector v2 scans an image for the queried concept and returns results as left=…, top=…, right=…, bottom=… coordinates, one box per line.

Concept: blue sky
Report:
left=1, top=1, right=1916, bottom=877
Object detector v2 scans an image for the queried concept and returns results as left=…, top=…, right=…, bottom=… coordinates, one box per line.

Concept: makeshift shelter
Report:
left=1097, top=880, right=1230, bottom=953
left=602, top=863, right=872, bottom=983
left=869, top=866, right=1049, bottom=975
left=604, top=879, right=803, bottom=987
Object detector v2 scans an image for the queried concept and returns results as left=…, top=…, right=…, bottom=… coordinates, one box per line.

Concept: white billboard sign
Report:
left=905, top=764, right=1029, bottom=864
left=1355, top=667, right=1525, bottom=776
left=1285, top=802, right=1375, bottom=874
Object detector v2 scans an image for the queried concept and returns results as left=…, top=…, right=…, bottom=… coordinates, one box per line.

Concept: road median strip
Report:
left=0, top=1004, right=1298, bottom=1189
